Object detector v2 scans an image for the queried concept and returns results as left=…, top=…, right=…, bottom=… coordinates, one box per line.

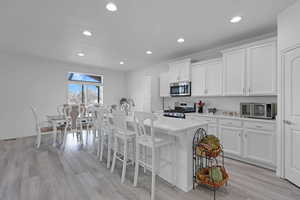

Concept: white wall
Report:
left=126, top=33, right=278, bottom=113
left=126, top=62, right=168, bottom=112
left=0, top=52, right=126, bottom=140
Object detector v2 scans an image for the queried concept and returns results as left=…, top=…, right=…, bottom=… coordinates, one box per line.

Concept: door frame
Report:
left=277, top=42, right=300, bottom=178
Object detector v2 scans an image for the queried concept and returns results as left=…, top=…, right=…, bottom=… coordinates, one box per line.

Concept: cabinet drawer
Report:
left=244, top=121, right=276, bottom=131
left=220, top=119, right=242, bottom=127
left=191, top=116, right=217, bottom=124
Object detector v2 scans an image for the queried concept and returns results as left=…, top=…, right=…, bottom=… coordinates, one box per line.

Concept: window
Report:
left=67, top=72, right=103, bottom=105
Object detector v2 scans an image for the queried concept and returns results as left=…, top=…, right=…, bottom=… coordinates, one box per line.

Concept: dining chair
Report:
left=30, top=106, right=56, bottom=148
left=133, top=111, right=175, bottom=200
left=62, top=104, right=87, bottom=148
left=110, top=109, right=136, bottom=183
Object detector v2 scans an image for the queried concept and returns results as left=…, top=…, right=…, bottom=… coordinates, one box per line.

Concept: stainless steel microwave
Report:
left=170, top=81, right=191, bottom=97
left=240, top=103, right=277, bottom=119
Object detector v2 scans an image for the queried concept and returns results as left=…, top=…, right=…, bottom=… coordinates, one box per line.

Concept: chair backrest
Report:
left=94, top=106, right=109, bottom=128
left=112, top=109, right=127, bottom=134
left=30, top=106, right=40, bottom=128
left=134, top=111, right=157, bottom=142
left=67, top=105, right=82, bottom=129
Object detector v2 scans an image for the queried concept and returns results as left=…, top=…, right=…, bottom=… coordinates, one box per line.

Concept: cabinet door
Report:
left=169, top=59, right=191, bottom=82
left=191, top=64, right=206, bottom=96
left=179, top=61, right=191, bottom=81
left=223, top=49, right=246, bottom=96
left=159, top=73, right=170, bottom=97
left=206, top=60, right=222, bottom=96
left=244, top=129, right=275, bottom=166
left=168, top=65, right=180, bottom=83
left=247, top=41, right=277, bottom=95
left=208, top=125, right=218, bottom=137
left=219, top=126, right=242, bottom=156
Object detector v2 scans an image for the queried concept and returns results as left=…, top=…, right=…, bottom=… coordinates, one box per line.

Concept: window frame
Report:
left=66, top=72, right=104, bottom=105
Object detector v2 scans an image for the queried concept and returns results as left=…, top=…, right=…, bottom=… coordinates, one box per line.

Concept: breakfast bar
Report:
left=148, top=116, right=208, bottom=192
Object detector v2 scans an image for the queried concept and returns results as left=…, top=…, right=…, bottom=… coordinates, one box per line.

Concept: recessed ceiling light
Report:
left=146, top=50, right=152, bottom=55
left=230, top=16, right=242, bottom=23
left=177, top=38, right=185, bottom=43
left=106, top=2, right=117, bottom=12
left=82, top=30, right=92, bottom=37
left=120, top=61, right=124, bottom=65
left=77, top=52, right=85, bottom=57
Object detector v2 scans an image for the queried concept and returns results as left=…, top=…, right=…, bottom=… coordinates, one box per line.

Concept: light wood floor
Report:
left=0, top=134, right=300, bottom=200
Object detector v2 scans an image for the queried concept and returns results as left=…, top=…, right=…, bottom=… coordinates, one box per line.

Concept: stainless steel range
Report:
left=163, top=102, right=196, bottom=119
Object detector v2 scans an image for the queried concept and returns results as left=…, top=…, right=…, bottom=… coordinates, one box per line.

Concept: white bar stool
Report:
left=133, top=111, right=175, bottom=200
left=110, top=110, right=136, bottom=183
left=95, top=107, right=114, bottom=168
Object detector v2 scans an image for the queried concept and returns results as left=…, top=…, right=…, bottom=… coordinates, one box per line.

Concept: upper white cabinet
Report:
left=191, top=58, right=222, bottom=96
left=222, top=38, right=277, bottom=96
left=223, top=49, right=246, bottom=96
left=191, top=63, right=206, bottom=96
left=247, top=41, right=277, bottom=95
left=168, top=58, right=191, bottom=83
left=159, top=72, right=170, bottom=97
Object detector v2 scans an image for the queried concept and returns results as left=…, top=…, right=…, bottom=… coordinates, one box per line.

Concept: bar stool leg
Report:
left=133, top=143, right=140, bottom=187
left=100, top=129, right=105, bottom=161
left=110, top=137, right=118, bottom=173
left=107, top=134, right=112, bottom=169
left=121, top=139, right=128, bottom=184
left=151, top=147, right=156, bottom=200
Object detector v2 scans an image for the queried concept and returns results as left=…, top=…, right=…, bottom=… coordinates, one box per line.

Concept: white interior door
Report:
left=284, top=47, right=300, bottom=186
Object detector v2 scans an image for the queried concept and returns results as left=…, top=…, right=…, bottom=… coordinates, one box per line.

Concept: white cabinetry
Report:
left=191, top=58, right=222, bottom=97
left=191, top=63, right=206, bottom=96
left=168, top=58, right=191, bottom=83
left=247, top=41, right=277, bottom=95
left=159, top=72, right=170, bottom=97
left=243, top=129, right=275, bottom=166
left=223, top=49, right=246, bottom=96
left=222, top=38, right=277, bottom=96
left=187, top=114, right=276, bottom=169
left=219, top=119, right=243, bottom=157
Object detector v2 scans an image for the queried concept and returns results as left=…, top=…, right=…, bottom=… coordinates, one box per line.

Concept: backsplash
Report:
left=163, top=96, right=277, bottom=114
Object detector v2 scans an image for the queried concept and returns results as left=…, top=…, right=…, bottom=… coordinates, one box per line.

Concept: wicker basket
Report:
left=196, top=144, right=222, bottom=158
left=196, top=166, right=229, bottom=188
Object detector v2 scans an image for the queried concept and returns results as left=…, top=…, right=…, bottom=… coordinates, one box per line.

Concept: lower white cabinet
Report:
left=243, top=129, right=275, bottom=166
left=219, top=126, right=243, bottom=157
left=188, top=114, right=276, bottom=169
left=208, top=125, right=218, bottom=137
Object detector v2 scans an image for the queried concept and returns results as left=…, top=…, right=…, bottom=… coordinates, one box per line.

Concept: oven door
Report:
left=240, top=103, right=251, bottom=117
left=252, top=104, right=267, bottom=118
left=170, top=82, right=191, bottom=97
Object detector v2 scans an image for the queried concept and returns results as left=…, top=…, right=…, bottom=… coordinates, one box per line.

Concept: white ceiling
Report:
left=0, top=0, right=296, bottom=70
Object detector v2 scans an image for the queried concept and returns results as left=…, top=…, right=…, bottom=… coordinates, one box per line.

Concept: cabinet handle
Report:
left=283, top=120, right=293, bottom=125
left=238, top=133, right=241, bottom=137
left=244, top=133, right=247, bottom=138
left=243, top=88, right=245, bottom=94
left=248, top=88, right=251, bottom=94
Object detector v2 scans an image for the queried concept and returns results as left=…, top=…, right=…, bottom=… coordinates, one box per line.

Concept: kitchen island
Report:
left=146, top=116, right=208, bottom=192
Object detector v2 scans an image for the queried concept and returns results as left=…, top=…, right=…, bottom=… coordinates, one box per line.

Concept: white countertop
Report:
left=152, top=116, right=208, bottom=133
left=186, top=113, right=277, bottom=123
left=125, top=115, right=208, bottom=135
